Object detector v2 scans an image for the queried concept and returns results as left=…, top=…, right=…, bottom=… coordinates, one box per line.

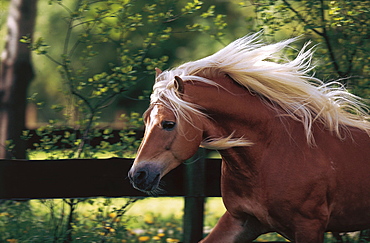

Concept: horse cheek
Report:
left=172, top=132, right=202, bottom=161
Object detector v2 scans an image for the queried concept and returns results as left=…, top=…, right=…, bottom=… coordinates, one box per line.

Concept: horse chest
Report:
left=222, top=190, right=269, bottom=225
left=220, top=169, right=271, bottom=224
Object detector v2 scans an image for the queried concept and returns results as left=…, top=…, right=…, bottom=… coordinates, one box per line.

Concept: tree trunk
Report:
left=0, top=0, right=37, bottom=159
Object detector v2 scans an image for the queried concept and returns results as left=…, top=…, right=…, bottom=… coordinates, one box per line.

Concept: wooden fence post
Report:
left=183, top=148, right=206, bottom=243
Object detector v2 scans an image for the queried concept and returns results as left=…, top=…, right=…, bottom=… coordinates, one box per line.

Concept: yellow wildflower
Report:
left=157, top=233, right=165, bottom=237
left=138, top=236, right=150, bottom=242
left=152, top=236, right=161, bottom=240
left=144, top=214, right=154, bottom=224
left=166, top=238, right=180, bottom=242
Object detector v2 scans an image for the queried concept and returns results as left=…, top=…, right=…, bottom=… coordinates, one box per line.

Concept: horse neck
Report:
left=185, top=75, right=287, bottom=175
left=191, top=75, right=283, bottom=147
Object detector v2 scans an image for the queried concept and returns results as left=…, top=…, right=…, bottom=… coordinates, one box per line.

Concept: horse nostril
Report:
left=133, top=169, right=148, bottom=184
left=129, top=165, right=161, bottom=192
left=136, top=170, right=147, bottom=181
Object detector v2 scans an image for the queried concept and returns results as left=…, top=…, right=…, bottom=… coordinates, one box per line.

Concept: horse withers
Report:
left=128, top=33, right=370, bottom=242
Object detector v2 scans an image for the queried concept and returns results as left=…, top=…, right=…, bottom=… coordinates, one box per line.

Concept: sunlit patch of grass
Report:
left=0, top=198, right=362, bottom=242
left=27, top=150, right=135, bottom=160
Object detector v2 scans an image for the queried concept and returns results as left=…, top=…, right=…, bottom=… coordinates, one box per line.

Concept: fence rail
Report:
left=0, top=157, right=223, bottom=242
left=0, top=157, right=221, bottom=199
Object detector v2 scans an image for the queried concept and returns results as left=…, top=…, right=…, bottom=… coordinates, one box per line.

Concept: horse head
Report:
left=128, top=75, right=204, bottom=194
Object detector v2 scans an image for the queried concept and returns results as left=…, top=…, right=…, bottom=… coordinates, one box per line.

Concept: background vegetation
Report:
left=0, top=0, right=369, bottom=242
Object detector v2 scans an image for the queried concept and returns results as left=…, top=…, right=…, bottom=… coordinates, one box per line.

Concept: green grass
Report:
left=28, top=150, right=135, bottom=160
left=0, top=196, right=364, bottom=242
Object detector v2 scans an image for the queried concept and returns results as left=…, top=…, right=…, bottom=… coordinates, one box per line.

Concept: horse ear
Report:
left=174, top=76, right=184, bottom=94
left=155, top=68, right=162, bottom=79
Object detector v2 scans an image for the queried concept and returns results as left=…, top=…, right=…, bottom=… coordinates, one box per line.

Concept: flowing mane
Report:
left=152, top=32, right=370, bottom=147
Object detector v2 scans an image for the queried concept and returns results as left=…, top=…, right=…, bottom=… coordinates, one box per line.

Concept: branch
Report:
left=318, top=0, right=343, bottom=77
left=63, top=16, right=74, bottom=58
left=56, top=1, right=73, bottom=15
left=71, top=90, right=94, bottom=112
left=61, top=0, right=84, bottom=57
left=281, top=0, right=323, bottom=36
left=75, top=111, right=95, bottom=159
left=95, top=90, right=126, bottom=111
left=282, top=0, right=344, bottom=77
left=44, top=53, right=63, bottom=66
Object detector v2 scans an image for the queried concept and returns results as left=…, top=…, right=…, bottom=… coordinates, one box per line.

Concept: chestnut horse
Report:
left=128, top=33, right=370, bottom=242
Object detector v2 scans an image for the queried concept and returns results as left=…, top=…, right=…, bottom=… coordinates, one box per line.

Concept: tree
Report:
left=246, top=0, right=370, bottom=98
left=24, top=0, right=229, bottom=158
left=0, top=0, right=38, bottom=159
left=14, top=1, right=232, bottom=240
left=0, top=0, right=231, bottom=159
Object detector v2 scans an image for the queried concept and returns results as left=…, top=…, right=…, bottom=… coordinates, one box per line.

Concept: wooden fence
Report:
left=2, top=155, right=361, bottom=242
left=0, top=154, right=224, bottom=243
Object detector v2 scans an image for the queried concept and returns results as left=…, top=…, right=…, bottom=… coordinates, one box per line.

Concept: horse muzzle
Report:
left=128, top=163, right=161, bottom=193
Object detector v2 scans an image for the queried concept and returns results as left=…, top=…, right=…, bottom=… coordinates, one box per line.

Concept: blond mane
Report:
left=151, top=32, right=370, bottom=148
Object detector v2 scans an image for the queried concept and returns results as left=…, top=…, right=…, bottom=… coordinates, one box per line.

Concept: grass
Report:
left=0, top=197, right=290, bottom=242
left=27, top=150, right=135, bottom=160
left=1, top=193, right=364, bottom=242
left=0, top=197, right=305, bottom=242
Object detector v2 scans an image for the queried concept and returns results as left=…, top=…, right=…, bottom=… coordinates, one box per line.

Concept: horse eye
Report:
left=161, top=121, right=176, bottom=131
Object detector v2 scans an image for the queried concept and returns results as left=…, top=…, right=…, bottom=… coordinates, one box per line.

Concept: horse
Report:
left=128, top=32, right=370, bottom=242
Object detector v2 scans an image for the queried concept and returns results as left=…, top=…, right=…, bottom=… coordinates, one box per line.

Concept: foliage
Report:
left=0, top=198, right=180, bottom=243
left=20, top=0, right=234, bottom=159
left=8, top=0, right=235, bottom=241
left=243, top=0, right=370, bottom=98
left=0, top=198, right=185, bottom=242
left=0, top=198, right=365, bottom=242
